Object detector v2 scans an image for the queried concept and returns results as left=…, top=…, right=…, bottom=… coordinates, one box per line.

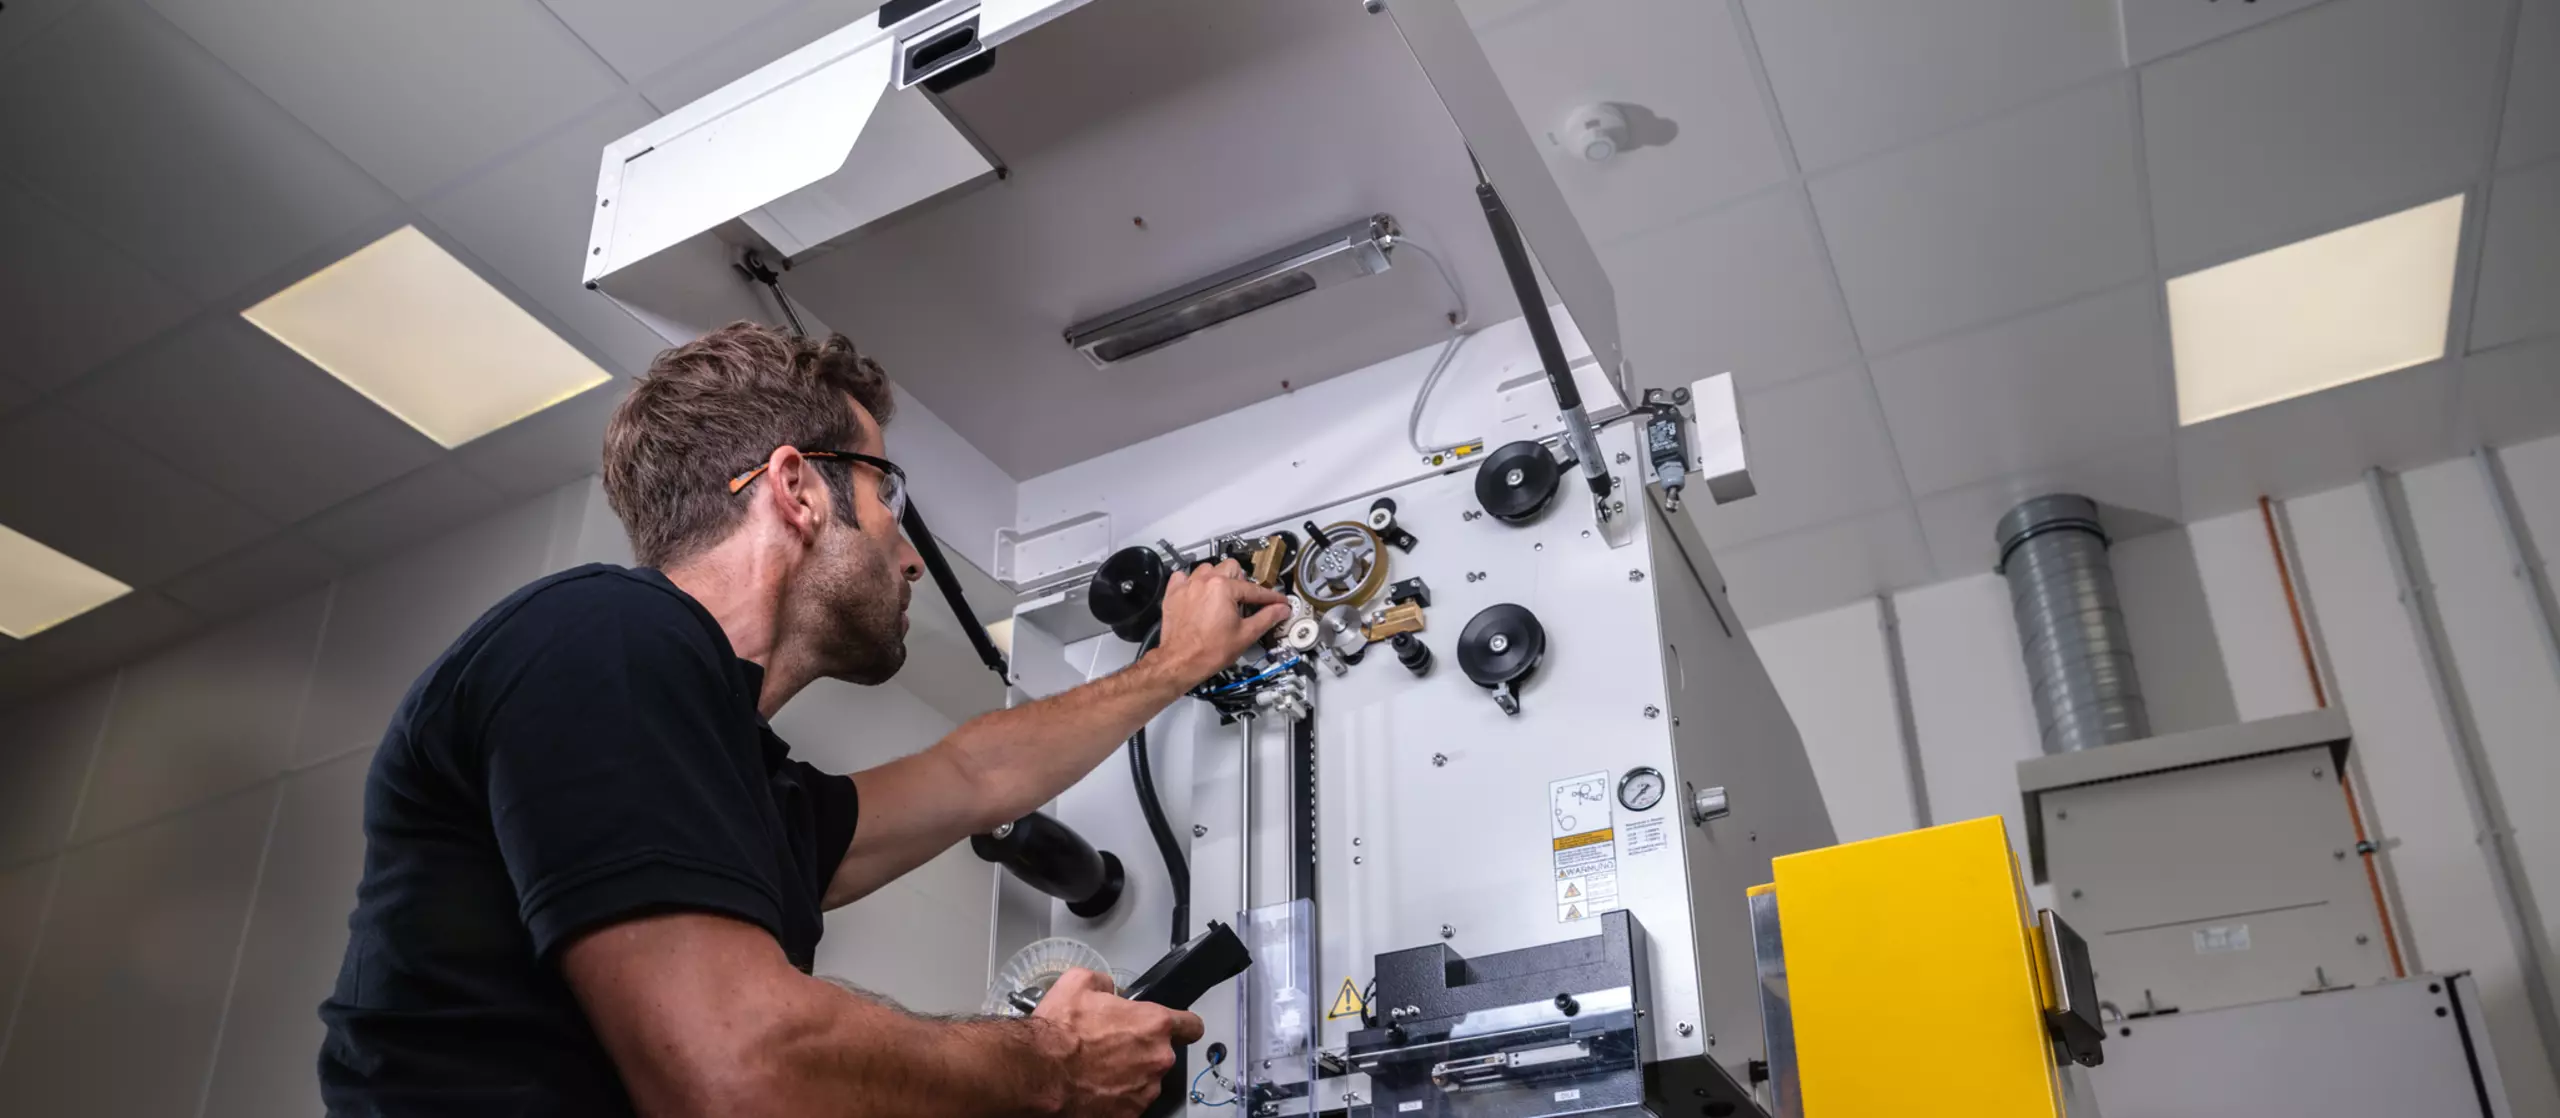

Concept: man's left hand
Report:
left=1154, top=559, right=1289, bottom=686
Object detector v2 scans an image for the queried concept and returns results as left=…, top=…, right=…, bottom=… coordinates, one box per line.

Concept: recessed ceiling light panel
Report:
left=245, top=226, right=610, bottom=448
left=0, top=524, right=130, bottom=639
left=2167, top=195, right=2465, bottom=426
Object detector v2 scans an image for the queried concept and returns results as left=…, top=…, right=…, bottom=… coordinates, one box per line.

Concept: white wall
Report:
left=0, top=478, right=999, bottom=1117
left=1748, top=431, right=2560, bottom=1117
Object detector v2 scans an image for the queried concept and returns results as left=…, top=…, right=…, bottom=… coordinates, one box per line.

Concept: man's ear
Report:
left=759, top=446, right=826, bottom=541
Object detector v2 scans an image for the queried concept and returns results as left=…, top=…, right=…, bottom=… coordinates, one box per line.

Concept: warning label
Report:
left=1550, top=772, right=1620, bottom=922
left=1328, top=978, right=1365, bottom=1020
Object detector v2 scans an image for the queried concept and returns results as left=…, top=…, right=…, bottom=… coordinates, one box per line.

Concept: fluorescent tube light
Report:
left=1066, top=215, right=1399, bottom=368
left=245, top=226, right=611, bottom=448
left=0, top=524, right=129, bottom=638
left=2168, top=195, right=2465, bottom=425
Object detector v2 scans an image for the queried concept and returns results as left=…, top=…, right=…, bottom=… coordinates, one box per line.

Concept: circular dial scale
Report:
left=1617, top=767, right=1666, bottom=812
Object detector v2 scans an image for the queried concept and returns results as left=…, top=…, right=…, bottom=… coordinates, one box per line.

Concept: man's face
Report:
left=796, top=398, right=923, bottom=685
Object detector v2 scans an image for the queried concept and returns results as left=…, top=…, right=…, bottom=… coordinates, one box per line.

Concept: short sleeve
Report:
left=786, top=758, right=859, bottom=898
left=473, top=581, right=785, bottom=960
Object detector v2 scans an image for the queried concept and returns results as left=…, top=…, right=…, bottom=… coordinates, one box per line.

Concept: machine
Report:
left=577, top=0, right=1841, bottom=1113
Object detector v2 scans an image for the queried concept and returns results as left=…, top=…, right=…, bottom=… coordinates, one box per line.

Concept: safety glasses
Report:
left=728, top=450, right=908, bottom=524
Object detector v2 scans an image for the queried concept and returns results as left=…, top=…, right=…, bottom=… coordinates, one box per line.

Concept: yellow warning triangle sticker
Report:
left=1328, top=978, right=1365, bottom=1020
left=1565, top=903, right=1585, bottom=920
left=1564, top=882, right=1581, bottom=898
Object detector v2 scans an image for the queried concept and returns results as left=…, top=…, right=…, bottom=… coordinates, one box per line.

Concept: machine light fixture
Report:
left=2167, top=194, right=2465, bottom=426
left=245, top=226, right=611, bottom=448
left=0, top=523, right=130, bottom=638
left=1065, top=215, right=1399, bottom=368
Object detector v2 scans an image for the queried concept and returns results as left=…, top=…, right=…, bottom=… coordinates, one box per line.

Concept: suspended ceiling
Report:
left=0, top=0, right=2553, bottom=703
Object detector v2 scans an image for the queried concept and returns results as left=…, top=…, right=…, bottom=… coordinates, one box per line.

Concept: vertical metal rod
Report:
left=1238, top=714, right=1256, bottom=914
left=2475, top=448, right=2560, bottom=716
left=2364, top=467, right=2560, bottom=1073
left=1875, top=595, right=1933, bottom=829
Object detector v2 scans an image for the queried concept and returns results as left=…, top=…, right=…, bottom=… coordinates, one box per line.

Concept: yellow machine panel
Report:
left=1771, top=817, right=2063, bottom=1118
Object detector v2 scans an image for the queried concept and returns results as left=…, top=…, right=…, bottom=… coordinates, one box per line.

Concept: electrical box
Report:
left=2019, top=709, right=2395, bottom=1017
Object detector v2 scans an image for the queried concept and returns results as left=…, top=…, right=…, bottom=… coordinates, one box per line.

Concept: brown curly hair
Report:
left=603, top=322, right=896, bottom=567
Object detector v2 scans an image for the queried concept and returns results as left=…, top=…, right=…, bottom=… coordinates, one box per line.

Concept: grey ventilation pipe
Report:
left=1996, top=495, right=2149, bottom=754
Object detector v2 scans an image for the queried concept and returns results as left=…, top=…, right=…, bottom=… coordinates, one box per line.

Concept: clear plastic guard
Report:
left=1236, top=898, right=1318, bottom=1115
left=1358, top=1011, right=1645, bottom=1117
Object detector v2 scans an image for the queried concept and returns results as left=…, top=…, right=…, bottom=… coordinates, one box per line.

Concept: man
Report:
left=319, top=322, right=1289, bottom=1116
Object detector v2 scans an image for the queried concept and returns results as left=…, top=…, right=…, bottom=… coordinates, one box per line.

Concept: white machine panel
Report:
left=2040, top=743, right=2395, bottom=1016
left=1003, top=423, right=1831, bottom=1116
left=2089, top=974, right=2509, bottom=1117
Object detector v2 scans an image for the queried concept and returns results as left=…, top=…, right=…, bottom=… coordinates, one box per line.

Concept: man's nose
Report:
left=900, top=543, right=924, bottom=582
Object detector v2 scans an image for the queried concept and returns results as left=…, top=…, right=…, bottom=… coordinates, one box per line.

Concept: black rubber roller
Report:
left=1088, top=545, right=1171, bottom=643
left=1474, top=440, right=1562, bottom=523
left=1457, top=603, right=1545, bottom=715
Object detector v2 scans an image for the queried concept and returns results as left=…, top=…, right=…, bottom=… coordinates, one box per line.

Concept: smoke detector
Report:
left=1556, top=103, right=1629, bottom=164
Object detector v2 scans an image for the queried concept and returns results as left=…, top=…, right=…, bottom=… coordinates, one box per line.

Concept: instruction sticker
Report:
left=2194, top=924, right=2252, bottom=955
left=1622, top=815, right=1669, bottom=859
left=1550, top=772, right=1620, bottom=922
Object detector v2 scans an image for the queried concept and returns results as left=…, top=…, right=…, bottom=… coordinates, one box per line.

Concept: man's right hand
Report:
left=1031, top=967, right=1205, bottom=1116
left=1153, top=558, right=1290, bottom=686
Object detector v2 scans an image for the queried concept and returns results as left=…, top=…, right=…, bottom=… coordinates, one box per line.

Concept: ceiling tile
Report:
left=0, top=408, right=273, bottom=584
left=1712, top=507, right=1933, bottom=629
left=0, top=592, right=201, bottom=709
left=1689, top=364, right=1908, bottom=547
left=1741, top=0, right=2122, bottom=171
left=452, top=380, right=624, bottom=499
left=2460, top=337, right=2560, bottom=449
left=1476, top=0, right=1790, bottom=244
left=1912, top=439, right=2180, bottom=579
left=2140, top=0, right=2507, bottom=272
left=640, top=0, right=887, bottom=112
left=0, top=676, right=113, bottom=866
left=1456, top=0, right=1553, bottom=27
left=2471, top=160, right=2560, bottom=353
left=544, top=0, right=798, bottom=83
left=159, top=532, right=343, bottom=622
left=418, top=96, right=674, bottom=378
left=2176, top=358, right=2461, bottom=518
left=0, top=0, right=394, bottom=302
left=2504, top=0, right=2560, bottom=170
left=301, top=461, right=509, bottom=567
left=1872, top=282, right=2172, bottom=494
left=1599, top=188, right=1860, bottom=393
left=0, top=177, right=198, bottom=393
left=142, top=0, right=623, bottom=200
left=2121, top=0, right=2335, bottom=65
left=1810, top=77, right=2148, bottom=353
left=64, top=317, right=443, bottom=522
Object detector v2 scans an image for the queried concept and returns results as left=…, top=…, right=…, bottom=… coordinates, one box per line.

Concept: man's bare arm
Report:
left=562, top=911, right=1198, bottom=1117
left=827, top=560, right=1285, bottom=907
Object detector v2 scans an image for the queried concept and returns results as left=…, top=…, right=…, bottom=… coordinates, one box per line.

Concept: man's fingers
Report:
left=1165, top=1008, right=1207, bottom=1046
left=1214, top=557, right=1243, bottom=578
left=1244, top=602, right=1290, bottom=634
left=1164, top=567, right=1191, bottom=593
left=1048, top=967, right=1112, bottom=997
left=1226, top=579, right=1289, bottom=607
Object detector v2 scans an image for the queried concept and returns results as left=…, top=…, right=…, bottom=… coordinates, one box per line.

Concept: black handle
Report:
left=1127, top=922, right=1253, bottom=1118
left=971, top=811, right=1124, bottom=919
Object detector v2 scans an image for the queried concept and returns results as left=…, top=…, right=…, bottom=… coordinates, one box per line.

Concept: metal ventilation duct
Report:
left=1996, top=494, right=2149, bottom=754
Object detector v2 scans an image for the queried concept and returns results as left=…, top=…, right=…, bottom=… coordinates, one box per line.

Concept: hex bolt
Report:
left=1505, top=468, right=1525, bottom=486
left=1643, top=705, right=1660, bottom=719
left=2335, top=849, right=2348, bottom=860
left=1352, top=836, right=1363, bottom=846
left=1431, top=753, right=1447, bottom=767
left=2070, top=889, right=2084, bottom=900
left=1615, top=451, right=1632, bottom=464
left=1441, top=924, right=1455, bottom=939
left=1554, top=993, right=1580, bottom=1016
left=2357, top=934, right=2371, bottom=945
left=1628, top=570, right=1645, bottom=582
left=1353, top=856, right=1364, bottom=866
left=2056, top=810, right=2068, bottom=820
left=2314, top=768, right=2325, bottom=779
left=1489, top=634, right=1510, bottom=654
left=1676, top=1022, right=1695, bottom=1037
left=1193, top=824, right=1208, bottom=838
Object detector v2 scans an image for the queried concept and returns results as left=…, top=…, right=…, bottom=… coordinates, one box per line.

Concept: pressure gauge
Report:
left=1617, top=767, right=1666, bottom=812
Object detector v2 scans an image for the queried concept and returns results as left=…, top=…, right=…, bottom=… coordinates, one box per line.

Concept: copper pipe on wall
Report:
left=2258, top=494, right=2406, bottom=979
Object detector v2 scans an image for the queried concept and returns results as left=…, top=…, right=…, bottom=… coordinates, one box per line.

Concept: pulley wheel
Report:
left=1475, top=440, right=1561, bottom=523
left=1089, top=545, right=1171, bottom=642
left=1457, top=603, right=1545, bottom=714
